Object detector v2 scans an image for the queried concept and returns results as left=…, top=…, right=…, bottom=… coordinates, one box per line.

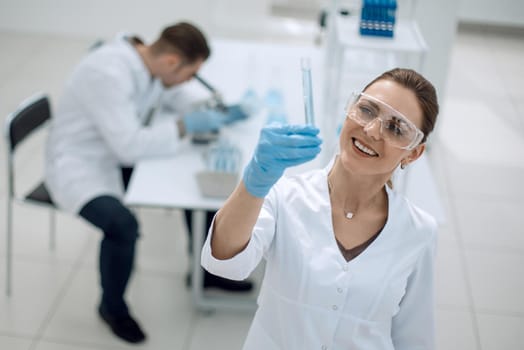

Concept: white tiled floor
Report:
left=1, top=23, right=523, bottom=350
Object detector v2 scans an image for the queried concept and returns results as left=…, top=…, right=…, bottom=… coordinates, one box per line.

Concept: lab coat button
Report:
left=337, top=287, right=343, bottom=293
left=332, top=305, right=338, bottom=311
left=342, top=266, right=349, bottom=272
left=321, top=345, right=328, bottom=350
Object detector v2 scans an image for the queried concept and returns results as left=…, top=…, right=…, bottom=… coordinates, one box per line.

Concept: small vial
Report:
left=301, top=57, right=315, bottom=126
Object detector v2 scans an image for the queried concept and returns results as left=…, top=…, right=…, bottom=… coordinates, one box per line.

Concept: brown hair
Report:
left=150, top=22, right=210, bottom=63
left=363, top=68, right=439, bottom=144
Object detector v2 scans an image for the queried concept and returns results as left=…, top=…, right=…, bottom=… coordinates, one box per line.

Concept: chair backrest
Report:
left=5, top=93, right=51, bottom=152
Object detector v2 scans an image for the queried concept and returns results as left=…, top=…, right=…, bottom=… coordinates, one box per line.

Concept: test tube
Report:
left=301, top=57, right=315, bottom=126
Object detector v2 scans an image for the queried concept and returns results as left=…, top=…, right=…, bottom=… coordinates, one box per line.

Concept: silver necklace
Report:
left=327, top=178, right=355, bottom=220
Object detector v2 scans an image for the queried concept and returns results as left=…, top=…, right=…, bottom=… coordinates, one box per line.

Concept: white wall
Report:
left=458, top=0, right=524, bottom=27
left=2, top=0, right=520, bottom=102
left=413, top=0, right=459, bottom=98
left=0, top=0, right=458, bottom=92
left=0, top=0, right=271, bottom=40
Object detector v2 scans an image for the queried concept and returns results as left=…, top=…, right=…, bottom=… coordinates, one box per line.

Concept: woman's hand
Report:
left=243, top=124, right=322, bottom=198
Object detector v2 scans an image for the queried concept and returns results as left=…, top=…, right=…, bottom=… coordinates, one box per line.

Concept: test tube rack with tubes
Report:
left=359, top=0, right=398, bottom=38
left=195, top=140, right=242, bottom=198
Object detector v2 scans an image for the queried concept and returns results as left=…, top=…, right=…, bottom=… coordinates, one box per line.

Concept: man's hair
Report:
left=150, top=22, right=210, bottom=63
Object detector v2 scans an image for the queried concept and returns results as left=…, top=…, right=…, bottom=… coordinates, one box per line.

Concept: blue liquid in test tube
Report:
left=301, top=57, right=315, bottom=126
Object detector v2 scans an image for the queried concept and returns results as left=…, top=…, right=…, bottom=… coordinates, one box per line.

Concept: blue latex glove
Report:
left=223, top=104, right=249, bottom=125
left=243, top=124, right=322, bottom=198
left=183, top=109, right=225, bottom=134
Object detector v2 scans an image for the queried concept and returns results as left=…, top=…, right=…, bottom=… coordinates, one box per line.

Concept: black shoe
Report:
left=98, top=306, right=147, bottom=344
left=186, top=271, right=254, bottom=292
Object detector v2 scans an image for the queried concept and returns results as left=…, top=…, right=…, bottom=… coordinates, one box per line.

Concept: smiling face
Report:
left=338, top=79, right=426, bottom=178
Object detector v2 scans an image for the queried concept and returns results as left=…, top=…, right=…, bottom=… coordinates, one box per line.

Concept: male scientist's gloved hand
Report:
left=183, top=109, right=225, bottom=134
left=223, top=104, right=249, bottom=124
left=183, top=104, right=252, bottom=134
left=243, top=124, right=322, bottom=198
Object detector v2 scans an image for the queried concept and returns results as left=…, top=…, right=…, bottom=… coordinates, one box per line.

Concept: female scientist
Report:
left=201, top=68, right=439, bottom=349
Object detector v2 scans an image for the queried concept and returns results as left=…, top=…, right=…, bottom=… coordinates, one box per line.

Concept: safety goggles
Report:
left=345, top=92, right=424, bottom=150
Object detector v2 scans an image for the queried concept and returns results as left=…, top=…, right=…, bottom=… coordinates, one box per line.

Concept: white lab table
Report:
left=125, top=114, right=265, bottom=311
left=124, top=38, right=324, bottom=311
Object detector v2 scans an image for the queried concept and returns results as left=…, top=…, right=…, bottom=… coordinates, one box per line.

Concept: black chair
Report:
left=4, top=93, right=56, bottom=296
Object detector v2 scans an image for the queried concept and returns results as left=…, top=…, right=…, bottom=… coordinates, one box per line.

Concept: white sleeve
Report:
left=392, top=228, right=438, bottom=350
left=201, top=191, right=278, bottom=281
left=70, top=65, right=180, bottom=164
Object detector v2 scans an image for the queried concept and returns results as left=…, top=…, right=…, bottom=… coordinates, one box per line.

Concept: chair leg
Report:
left=49, top=209, right=56, bottom=251
left=6, top=199, right=13, bottom=296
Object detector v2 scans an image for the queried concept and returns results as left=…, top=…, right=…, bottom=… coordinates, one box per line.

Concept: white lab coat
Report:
left=45, top=34, right=200, bottom=213
left=202, top=160, right=437, bottom=350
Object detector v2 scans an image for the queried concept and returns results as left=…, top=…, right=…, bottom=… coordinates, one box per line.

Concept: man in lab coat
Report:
left=45, top=22, right=247, bottom=344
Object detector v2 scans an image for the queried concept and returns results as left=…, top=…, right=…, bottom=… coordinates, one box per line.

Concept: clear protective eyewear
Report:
left=345, top=92, right=424, bottom=150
